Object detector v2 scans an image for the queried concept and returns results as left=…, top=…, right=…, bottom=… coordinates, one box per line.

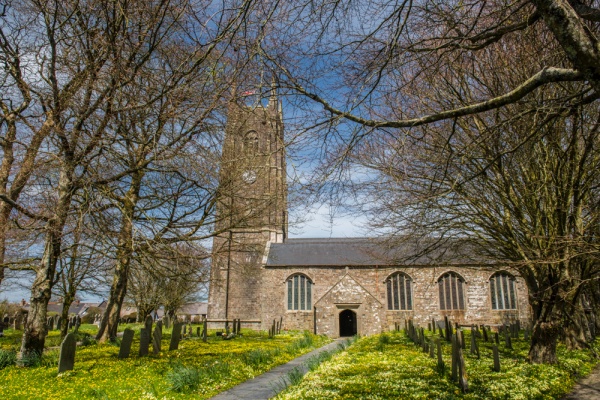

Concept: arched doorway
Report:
left=339, top=309, right=357, bottom=337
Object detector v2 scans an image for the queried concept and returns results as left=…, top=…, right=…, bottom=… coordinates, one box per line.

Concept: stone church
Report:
left=207, top=91, right=531, bottom=337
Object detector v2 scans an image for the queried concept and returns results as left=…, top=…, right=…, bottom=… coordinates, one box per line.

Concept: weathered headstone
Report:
left=470, top=328, right=480, bottom=358
left=139, top=328, right=150, bottom=356
left=13, top=312, right=22, bottom=330
left=505, top=330, right=513, bottom=349
left=436, top=340, right=444, bottom=372
left=183, top=324, right=187, bottom=336
left=169, top=322, right=182, bottom=350
left=119, top=328, right=135, bottom=359
left=152, top=325, right=162, bottom=355
left=458, top=346, right=468, bottom=392
left=492, top=344, right=501, bottom=372
left=47, top=317, right=54, bottom=331
left=238, top=318, right=243, bottom=334
left=432, top=318, right=436, bottom=333
left=444, top=316, right=451, bottom=341
left=74, top=315, right=81, bottom=332
left=494, top=332, right=499, bottom=345
left=156, top=319, right=163, bottom=332
left=482, top=325, right=489, bottom=342
left=163, top=315, right=170, bottom=329
left=145, top=315, right=153, bottom=331
left=451, top=334, right=458, bottom=381
left=202, top=318, right=207, bottom=342
left=429, top=341, right=435, bottom=358
left=196, top=326, right=201, bottom=337
left=58, top=333, right=77, bottom=373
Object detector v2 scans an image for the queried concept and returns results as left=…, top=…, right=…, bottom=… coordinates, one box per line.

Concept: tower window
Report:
left=438, top=272, right=465, bottom=310
left=490, top=272, right=517, bottom=310
left=244, top=131, right=259, bottom=155
left=287, top=274, right=312, bottom=311
left=386, top=272, right=413, bottom=310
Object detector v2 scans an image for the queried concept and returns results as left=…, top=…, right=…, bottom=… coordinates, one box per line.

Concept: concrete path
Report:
left=563, top=365, right=600, bottom=399
left=210, top=339, right=345, bottom=400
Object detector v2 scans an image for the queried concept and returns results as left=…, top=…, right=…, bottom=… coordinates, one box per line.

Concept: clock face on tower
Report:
left=242, top=170, right=257, bottom=184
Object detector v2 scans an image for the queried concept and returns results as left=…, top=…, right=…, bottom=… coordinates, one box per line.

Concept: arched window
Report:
left=386, top=272, right=413, bottom=310
left=243, top=131, right=259, bottom=155
left=287, top=274, right=312, bottom=311
left=490, top=272, right=517, bottom=310
left=438, top=272, right=465, bottom=310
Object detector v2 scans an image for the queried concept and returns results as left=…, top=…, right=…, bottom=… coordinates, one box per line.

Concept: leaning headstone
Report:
left=458, top=346, right=468, bottom=392
left=118, top=328, right=134, bottom=359
left=482, top=326, right=489, bottom=342
left=492, top=344, right=501, bottom=372
left=436, top=340, right=444, bottom=372
left=505, top=331, right=513, bottom=349
left=13, top=312, right=21, bottom=330
left=170, top=322, right=182, bottom=350
left=451, top=334, right=458, bottom=381
left=139, top=328, right=151, bottom=356
left=444, top=316, right=451, bottom=342
left=152, top=325, right=162, bottom=355
left=58, top=333, right=77, bottom=373
left=279, top=316, right=283, bottom=334
left=470, top=328, right=480, bottom=358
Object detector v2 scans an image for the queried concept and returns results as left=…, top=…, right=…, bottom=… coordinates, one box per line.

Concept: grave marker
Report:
left=492, top=344, right=501, bottom=372
left=152, top=325, right=162, bottom=355
left=139, top=328, right=150, bottom=356
left=170, top=322, right=182, bottom=350
left=119, top=329, right=134, bottom=359
left=58, top=333, right=77, bottom=373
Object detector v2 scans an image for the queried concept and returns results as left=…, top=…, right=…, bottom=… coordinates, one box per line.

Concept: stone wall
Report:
left=261, top=265, right=531, bottom=337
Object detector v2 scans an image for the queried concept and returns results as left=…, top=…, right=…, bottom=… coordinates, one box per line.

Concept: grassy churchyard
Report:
left=0, top=324, right=329, bottom=399
left=0, top=324, right=598, bottom=399
left=277, top=330, right=599, bottom=400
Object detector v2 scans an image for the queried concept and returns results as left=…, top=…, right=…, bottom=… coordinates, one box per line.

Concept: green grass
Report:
left=275, top=330, right=599, bottom=400
left=0, top=325, right=330, bottom=399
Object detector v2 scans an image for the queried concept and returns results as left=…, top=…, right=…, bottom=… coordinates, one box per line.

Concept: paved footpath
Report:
left=563, top=364, right=600, bottom=400
left=210, top=339, right=344, bottom=400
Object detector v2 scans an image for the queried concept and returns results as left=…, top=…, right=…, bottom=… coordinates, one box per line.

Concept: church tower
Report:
left=207, top=88, right=287, bottom=323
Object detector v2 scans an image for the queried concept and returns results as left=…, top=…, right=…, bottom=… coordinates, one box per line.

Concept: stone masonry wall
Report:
left=261, top=265, right=531, bottom=337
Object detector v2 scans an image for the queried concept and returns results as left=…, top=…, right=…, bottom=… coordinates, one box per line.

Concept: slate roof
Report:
left=265, top=237, right=486, bottom=267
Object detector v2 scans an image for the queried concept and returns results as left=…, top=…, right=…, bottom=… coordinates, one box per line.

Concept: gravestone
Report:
left=470, top=327, right=480, bottom=358
left=47, top=317, right=54, bottom=331
left=492, top=344, right=501, bottom=372
left=505, top=331, right=513, bottom=349
left=494, top=332, right=499, bottom=345
left=458, top=346, right=468, bottom=392
left=432, top=318, right=436, bottom=333
left=163, top=315, right=170, bottom=329
left=145, top=315, right=153, bottom=331
left=196, top=327, right=201, bottom=337
left=119, top=328, right=134, bottom=359
left=482, top=325, right=489, bottom=342
left=524, top=328, right=530, bottom=341
left=451, top=334, right=458, bottom=381
left=0, top=322, right=4, bottom=337
left=152, top=325, right=162, bottom=355
left=436, top=340, right=444, bottom=372
left=13, top=312, right=22, bottom=330
left=139, top=328, right=150, bottom=356
left=170, top=322, right=182, bottom=350
left=279, top=316, right=283, bottom=334
left=202, top=319, right=208, bottom=342
left=55, top=316, right=61, bottom=330
left=429, top=341, right=435, bottom=358
left=156, top=320, right=163, bottom=332
left=58, top=333, right=77, bottom=373
left=444, top=316, right=451, bottom=341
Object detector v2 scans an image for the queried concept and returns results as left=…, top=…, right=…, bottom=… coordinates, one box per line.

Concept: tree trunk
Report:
left=97, top=174, right=142, bottom=342
left=59, top=295, right=74, bottom=340
left=19, top=233, right=61, bottom=356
